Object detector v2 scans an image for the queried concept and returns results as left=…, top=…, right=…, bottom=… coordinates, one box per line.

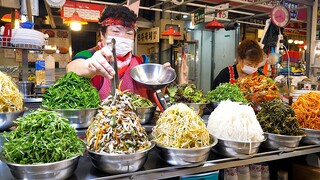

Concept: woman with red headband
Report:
left=67, top=5, right=153, bottom=100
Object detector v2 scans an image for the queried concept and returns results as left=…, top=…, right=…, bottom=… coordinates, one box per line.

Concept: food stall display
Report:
left=206, top=83, right=248, bottom=104
left=207, top=100, right=264, bottom=142
left=152, top=103, right=211, bottom=148
left=0, top=71, right=23, bottom=112
left=42, top=72, right=100, bottom=109
left=86, top=89, right=151, bottom=153
left=1, top=109, right=84, bottom=164
left=257, top=99, right=304, bottom=136
left=292, top=92, right=320, bottom=130
left=238, top=75, right=280, bottom=109
left=127, top=92, right=153, bottom=107
left=167, top=84, right=207, bottom=103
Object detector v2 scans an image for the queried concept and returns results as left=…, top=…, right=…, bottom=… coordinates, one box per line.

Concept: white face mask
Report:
left=106, top=36, right=133, bottom=57
left=242, top=65, right=258, bottom=74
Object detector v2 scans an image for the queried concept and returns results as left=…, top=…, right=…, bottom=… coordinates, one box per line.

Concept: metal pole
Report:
left=22, top=50, right=28, bottom=81
left=149, top=0, right=171, bottom=8
left=162, top=0, right=198, bottom=11
left=205, top=0, right=271, bottom=15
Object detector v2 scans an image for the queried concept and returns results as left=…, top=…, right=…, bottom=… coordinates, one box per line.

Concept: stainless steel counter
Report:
left=1, top=144, right=319, bottom=180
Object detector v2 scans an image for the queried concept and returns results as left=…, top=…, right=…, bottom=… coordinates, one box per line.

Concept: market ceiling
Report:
left=0, top=0, right=313, bottom=29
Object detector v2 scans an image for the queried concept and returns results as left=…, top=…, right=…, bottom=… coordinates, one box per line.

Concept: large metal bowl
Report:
left=88, top=142, right=155, bottom=174
left=185, top=103, right=208, bottom=116
left=130, top=63, right=176, bottom=89
left=156, top=135, right=217, bottom=166
left=212, top=138, right=265, bottom=158
left=262, top=133, right=305, bottom=150
left=0, top=109, right=25, bottom=131
left=53, top=108, right=97, bottom=129
left=301, top=128, right=320, bottom=145
left=0, top=154, right=80, bottom=179
left=134, top=106, right=156, bottom=124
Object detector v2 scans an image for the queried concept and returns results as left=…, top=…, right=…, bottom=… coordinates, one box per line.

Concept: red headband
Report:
left=101, top=18, right=135, bottom=29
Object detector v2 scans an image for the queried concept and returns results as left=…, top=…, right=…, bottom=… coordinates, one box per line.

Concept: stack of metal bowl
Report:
left=88, top=142, right=155, bottom=174
left=0, top=109, right=26, bottom=131
left=134, top=106, right=156, bottom=124
left=212, top=138, right=265, bottom=158
left=185, top=103, right=208, bottom=117
left=301, top=128, right=320, bottom=145
left=262, top=133, right=305, bottom=150
left=0, top=155, right=80, bottom=179
left=207, top=102, right=220, bottom=112
left=53, top=108, right=97, bottom=129
left=130, top=63, right=176, bottom=89
left=156, top=135, right=217, bottom=166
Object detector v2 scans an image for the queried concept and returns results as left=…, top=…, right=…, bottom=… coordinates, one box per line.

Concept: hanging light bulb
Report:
left=288, top=39, right=293, bottom=44
left=294, top=40, right=299, bottom=44
left=70, top=21, right=82, bottom=31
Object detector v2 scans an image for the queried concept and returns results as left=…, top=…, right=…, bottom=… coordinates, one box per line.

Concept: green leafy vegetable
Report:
left=257, top=99, right=305, bottom=136
left=206, top=83, right=248, bottom=104
left=43, top=72, right=100, bottom=109
left=127, top=92, right=153, bottom=107
left=1, top=109, right=84, bottom=164
left=167, top=84, right=207, bottom=103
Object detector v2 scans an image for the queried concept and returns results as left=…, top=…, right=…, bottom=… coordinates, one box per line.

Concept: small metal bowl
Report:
left=130, top=63, right=176, bottom=89
left=0, top=109, right=26, bottom=131
left=262, top=133, right=305, bottom=150
left=207, top=102, right=220, bottom=112
left=301, top=128, right=320, bottom=145
left=185, top=103, right=208, bottom=116
left=88, top=142, right=155, bottom=174
left=52, top=108, right=97, bottom=129
left=0, top=154, right=80, bottom=179
left=134, top=106, right=156, bottom=124
left=212, top=138, right=265, bottom=158
left=156, top=135, right=217, bottom=166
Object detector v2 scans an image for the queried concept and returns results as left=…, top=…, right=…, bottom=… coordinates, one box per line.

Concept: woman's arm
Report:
left=67, top=47, right=115, bottom=79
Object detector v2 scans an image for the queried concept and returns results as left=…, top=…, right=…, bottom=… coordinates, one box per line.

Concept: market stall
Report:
left=1, top=0, right=320, bottom=179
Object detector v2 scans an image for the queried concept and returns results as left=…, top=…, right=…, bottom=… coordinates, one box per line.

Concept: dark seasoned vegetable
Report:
left=167, top=84, right=207, bottom=103
left=257, top=99, right=304, bottom=136
left=1, top=109, right=84, bottom=164
left=206, top=83, right=248, bottom=104
left=43, top=72, right=100, bottom=109
left=127, top=92, right=153, bottom=107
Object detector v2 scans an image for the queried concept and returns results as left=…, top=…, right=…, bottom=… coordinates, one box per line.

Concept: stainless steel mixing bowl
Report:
left=1, top=154, right=80, bottom=180
left=53, top=108, right=97, bottom=129
left=185, top=103, right=208, bottom=116
left=301, top=128, right=320, bottom=145
left=135, top=106, right=156, bottom=124
left=130, top=63, right=176, bottom=89
left=0, top=109, right=25, bottom=131
left=156, top=135, right=217, bottom=166
left=212, top=138, right=265, bottom=158
left=88, top=142, right=155, bottom=174
left=262, top=133, right=305, bottom=150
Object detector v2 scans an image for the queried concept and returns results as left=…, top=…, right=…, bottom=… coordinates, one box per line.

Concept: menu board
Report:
left=16, top=29, right=71, bottom=62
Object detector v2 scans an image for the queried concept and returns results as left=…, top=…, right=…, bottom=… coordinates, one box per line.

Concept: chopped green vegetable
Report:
left=127, top=92, right=153, bottom=107
left=206, top=83, right=248, bottom=104
left=257, top=99, right=305, bottom=136
left=1, top=109, right=84, bottom=164
left=167, top=84, right=207, bottom=103
left=43, top=72, right=100, bottom=109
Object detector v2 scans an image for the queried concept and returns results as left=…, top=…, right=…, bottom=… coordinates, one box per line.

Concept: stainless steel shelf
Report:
left=1, top=144, right=319, bottom=180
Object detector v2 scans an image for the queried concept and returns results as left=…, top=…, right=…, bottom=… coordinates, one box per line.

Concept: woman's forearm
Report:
left=66, top=59, right=95, bottom=79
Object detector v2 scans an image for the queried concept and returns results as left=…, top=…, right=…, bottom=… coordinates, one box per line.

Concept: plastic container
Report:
left=20, top=21, right=34, bottom=29
left=35, top=54, right=45, bottom=85
left=45, top=55, right=55, bottom=82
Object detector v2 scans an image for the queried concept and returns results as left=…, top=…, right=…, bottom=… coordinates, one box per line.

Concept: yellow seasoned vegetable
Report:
left=152, top=103, right=210, bottom=148
left=0, top=71, right=23, bottom=112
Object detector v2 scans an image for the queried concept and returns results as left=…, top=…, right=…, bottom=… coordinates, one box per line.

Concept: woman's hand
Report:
left=87, top=46, right=116, bottom=79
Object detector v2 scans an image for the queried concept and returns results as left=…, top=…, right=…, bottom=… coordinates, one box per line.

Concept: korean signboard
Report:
left=137, top=27, right=159, bottom=44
